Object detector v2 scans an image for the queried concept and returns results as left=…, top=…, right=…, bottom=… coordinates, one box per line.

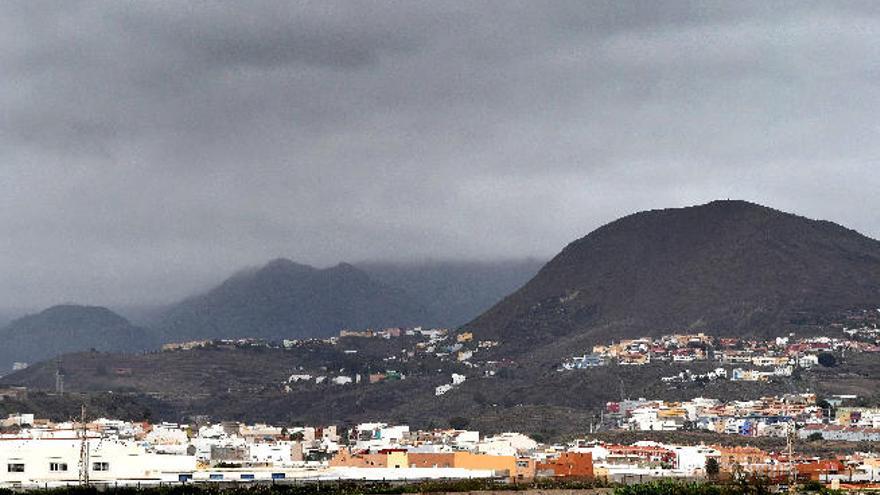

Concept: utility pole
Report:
left=78, top=405, right=89, bottom=487
left=787, top=419, right=797, bottom=493
left=55, top=358, right=64, bottom=396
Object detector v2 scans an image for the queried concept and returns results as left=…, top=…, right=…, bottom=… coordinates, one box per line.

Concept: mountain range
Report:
left=0, top=259, right=541, bottom=372
left=3, top=200, right=880, bottom=433
left=4, top=200, right=880, bottom=377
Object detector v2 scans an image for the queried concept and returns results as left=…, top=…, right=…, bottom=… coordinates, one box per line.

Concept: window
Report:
left=49, top=463, right=68, bottom=472
left=92, top=462, right=110, bottom=472
left=7, top=464, right=25, bottom=473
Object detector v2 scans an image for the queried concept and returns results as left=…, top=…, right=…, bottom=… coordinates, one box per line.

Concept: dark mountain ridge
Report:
left=467, top=200, right=880, bottom=346
left=0, top=305, right=154, bottom=373
left=156, top=259, right=429, bottom=342
left=155, top=258, right=543, bottom=342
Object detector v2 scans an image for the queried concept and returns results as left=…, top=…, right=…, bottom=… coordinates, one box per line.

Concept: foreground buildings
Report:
left=2, top=412, right=880, bottom=489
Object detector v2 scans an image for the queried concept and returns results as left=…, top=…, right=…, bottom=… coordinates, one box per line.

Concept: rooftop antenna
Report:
left=78, top=405, right=89, bottom=487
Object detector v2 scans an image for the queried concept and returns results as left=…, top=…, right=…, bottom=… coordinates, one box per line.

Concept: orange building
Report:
left=406, top=452, right=516, bottom=478
left=408, top=452, right=456, bottom=468
left=797, top=459, right=845, bottom=481
left=336, top=450, right=516, bottom=478
left=453, top=452, right=517, bottom=477
left=330, top=448, right=403, bottom=468
left=515, top=457, right=536, bottom=481
left=714, top=446, right=771, bottom=474
left=536, top=452, right=594, bottom=478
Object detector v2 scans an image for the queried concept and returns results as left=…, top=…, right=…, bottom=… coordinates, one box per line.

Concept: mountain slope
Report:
left=0, top=305, right=155, bottom=373
left=467, top=200, right=880, bottom=346
left=157, top=259, right=429, bottom=341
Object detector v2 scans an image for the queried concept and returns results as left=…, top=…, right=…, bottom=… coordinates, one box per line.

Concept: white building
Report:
left=477, top=432, right=537, bottom=456
left=0, top=439, right=196, bottom=488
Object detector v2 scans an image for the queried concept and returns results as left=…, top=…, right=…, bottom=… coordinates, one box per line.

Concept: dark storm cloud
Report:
left=2, top=1, right=880, bottom=309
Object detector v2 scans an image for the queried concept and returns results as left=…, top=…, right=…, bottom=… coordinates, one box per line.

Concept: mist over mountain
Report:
left=359, top=259, right=543, bottom=327
left=6, top=200, right=880, bottom=432
left=153, top=258, right=542, bottom=343
left=0, top=305, right=155, bottom=374
left=467, top=200, right=880, bottom=348
left=156, top=259, right=429, bottom=342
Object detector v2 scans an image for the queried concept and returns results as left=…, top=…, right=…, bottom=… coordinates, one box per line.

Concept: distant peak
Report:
left=700, top=199, right=765, bottom=209
left=9, top=304, right=131, bottom=328
left=626, top=200, right=777, bottom=223
left=41, top=304, right=118, bottom=316
left=261, top=258, right=315, bottom=273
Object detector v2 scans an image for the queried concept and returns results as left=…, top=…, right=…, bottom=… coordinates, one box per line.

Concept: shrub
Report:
left=817, top=353, right=836, bottom=367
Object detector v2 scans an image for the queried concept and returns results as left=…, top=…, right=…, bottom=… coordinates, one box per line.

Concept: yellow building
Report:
left=386, top=451, right=408, bottom=469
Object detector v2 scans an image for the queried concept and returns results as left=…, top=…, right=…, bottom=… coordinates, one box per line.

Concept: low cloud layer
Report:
left=2, top=1, right=880, bottom=308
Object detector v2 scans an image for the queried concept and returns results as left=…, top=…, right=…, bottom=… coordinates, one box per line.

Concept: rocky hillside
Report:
left=467, top=200, right=880, bottom=348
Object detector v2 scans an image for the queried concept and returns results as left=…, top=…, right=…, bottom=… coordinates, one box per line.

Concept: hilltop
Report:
left=467, top=200, right=880, bottom=350
left=0, top=305, right=155, bottom=373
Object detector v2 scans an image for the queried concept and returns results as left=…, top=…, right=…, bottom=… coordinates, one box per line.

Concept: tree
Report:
left=337, top=426, right=350, bottom=446
left=705, top=457, right=720, bottom=479
left=807, top=432, right=824, bottom=442
left=448, top=416, right=470, bottom=430
left=817, top=353, right=837, bottom=367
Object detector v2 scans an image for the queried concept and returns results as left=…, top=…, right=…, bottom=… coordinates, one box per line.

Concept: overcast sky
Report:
left=2, top=1, right=880, bottom=309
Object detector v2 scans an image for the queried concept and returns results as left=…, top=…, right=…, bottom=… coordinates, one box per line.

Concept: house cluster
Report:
left=0, top=414, right=590, bottom=488
left=284, top=369, right=406, bottom=390
left=560, top=331, right=880, bottom=385
left=661, top=365, right=796, bottom=384
left=277, top=327, right=504, bottom=394
left=336, top=326, right=501, bottom=368
left=434, top=373, right=467, bottom=396
left=327, top=424, right=589, bottom=481
left=5, top=412, right=880, bottom=489
left=411, top=330, right=501, bottom=367
left=162, top=337, right=340, bottom=352
left=838, top=307, right=880, bottom=340
left=605, top=394, right=832, bottom=436
left=797, top=406, right=880, bottom=442
left=571, top=439, right=880, bottom=485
